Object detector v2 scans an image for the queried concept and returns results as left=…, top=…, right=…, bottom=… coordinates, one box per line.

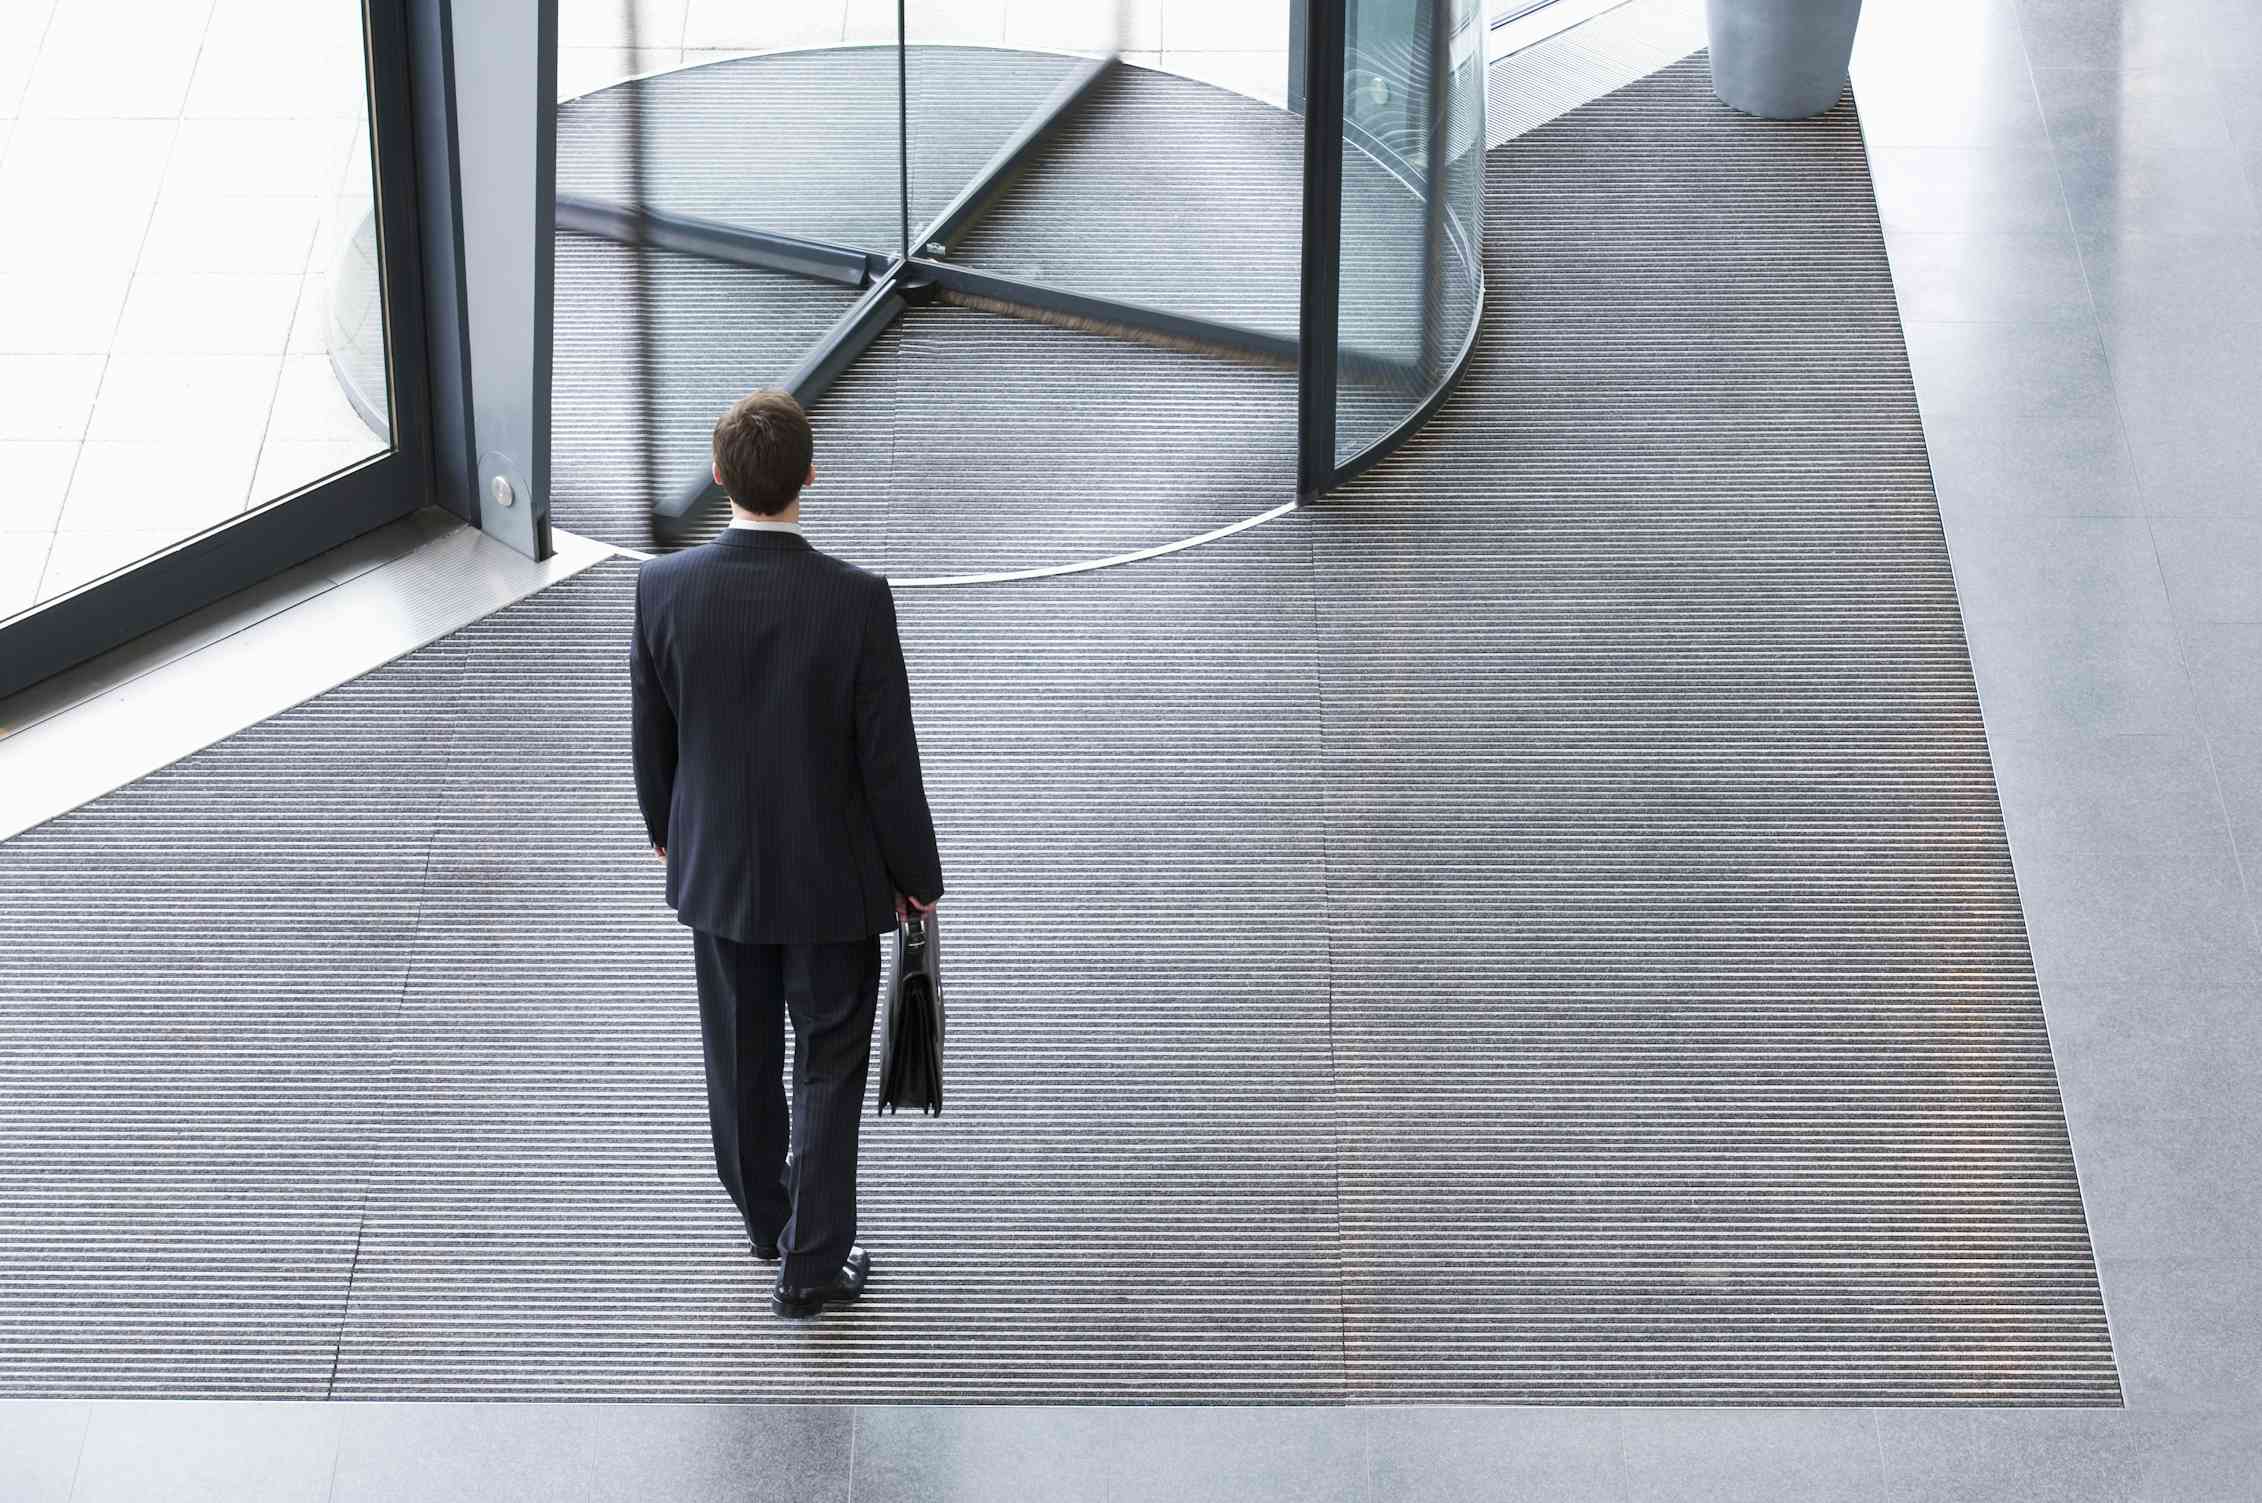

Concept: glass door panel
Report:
left=0, top=0, right=398, bottom=627
left=1333, top=0, right=1485, bottom=464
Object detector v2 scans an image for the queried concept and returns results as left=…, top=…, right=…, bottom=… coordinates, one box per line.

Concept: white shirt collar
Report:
left=727, top=515, right=801, bottom=534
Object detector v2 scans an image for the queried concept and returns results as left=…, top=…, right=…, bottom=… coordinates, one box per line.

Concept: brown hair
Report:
left=711, top=389, right=812, bottom=515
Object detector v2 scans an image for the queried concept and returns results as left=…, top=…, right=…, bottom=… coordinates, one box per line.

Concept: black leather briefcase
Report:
left=877, top=912, right=945, bottom=1116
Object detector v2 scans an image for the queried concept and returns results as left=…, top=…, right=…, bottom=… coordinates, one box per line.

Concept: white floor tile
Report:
left=0, top=533, right=54, bottom=621
left=15, top=0, right=215, bottom=118
left=0, top=211, right=149, bottom=284
left=1157, top=48, right=1289, bottom=106
left=845, top=0, right=1008, bottom=46
left=136, top=193, right=324, bottom=276
left=250, top=438, right=385, bottom=507
left=0, top=442, right=81, bottom=534
left=285, top=274, right=329, bottom=355
left=262, top=355, right=381, bottom=445
left=1005, top=0, right=1159, bottom=53
left=162, top=116, right=358, bottom=198
left=185, top=9, right=368, bottom=120
left=84, top=352, right=280, bottom=449
left=59, top=435, right=258, bottom=533
left=557, top=46, right=684, bottom=101
left=112, top=273, right=302, bottom=355
left=0, top=355, right=105, bottom=441
left=558, top=0, right=691, bottom=49
left=0, top=270, right=133, bottom=354
left=35, top=526, right=199, bottom=602
left=0, top=117, right=174, bottom=213
left=0, top=2, right=62, bottom=117
left=682, top=0, right=846, bottom=50
left=1160, top=0, right=1286, bottom=53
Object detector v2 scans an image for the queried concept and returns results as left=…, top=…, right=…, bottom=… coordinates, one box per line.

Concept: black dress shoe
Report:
left=771, top=1246, right=871, bottom=1319
left=749, top=1233, right=780, bottom=1263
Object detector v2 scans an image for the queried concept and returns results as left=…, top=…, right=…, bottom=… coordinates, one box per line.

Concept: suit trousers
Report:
left=690, top=929, right=882, bottom=1286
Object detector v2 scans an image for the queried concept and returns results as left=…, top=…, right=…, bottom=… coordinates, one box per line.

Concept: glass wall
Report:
left=0, top=0, right=394, bottom=628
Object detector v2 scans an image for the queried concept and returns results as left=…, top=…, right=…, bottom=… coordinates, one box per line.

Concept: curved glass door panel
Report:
left=554, top=46, right=908, bottom=256
left=1333, top=0, right=1485, bottom=465
left=939, top=3, right=1308, bottom=347
left=897, top=5, right=1107, bottom=269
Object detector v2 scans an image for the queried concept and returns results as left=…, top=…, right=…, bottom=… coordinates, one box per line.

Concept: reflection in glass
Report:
left=1335, top=0, right=1486, bottom=464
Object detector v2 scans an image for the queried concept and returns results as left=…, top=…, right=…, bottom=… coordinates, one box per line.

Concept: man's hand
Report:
left=894, top=893, right=937, bottom=923
left=653, top=845, right=666, bottom=861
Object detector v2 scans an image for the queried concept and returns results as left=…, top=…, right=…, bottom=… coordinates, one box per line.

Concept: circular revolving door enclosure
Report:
left=551, top=0, right=1485, bottom=575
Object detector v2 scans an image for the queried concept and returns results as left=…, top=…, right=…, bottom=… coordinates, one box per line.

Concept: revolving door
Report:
left=554, top=0, right=1486, bottom=549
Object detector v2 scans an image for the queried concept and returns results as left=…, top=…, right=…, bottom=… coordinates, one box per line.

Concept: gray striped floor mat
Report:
left=0, top=57, right=2117, bottom=1403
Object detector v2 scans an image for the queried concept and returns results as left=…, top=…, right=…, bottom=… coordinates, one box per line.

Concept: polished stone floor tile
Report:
left=82, top=353, right=280, bottom=451
left=1964, top=1410, right=2139, bottom=1503
left=1108, top=1408, right=1368, bottom=1503
left=2098, top=1257, right=2262, bottom=1411
left=2067, top=1104, right=2262, bottom=1261
left=1870, top=147, right=2073, bottom=234
left=2010, top=834, right=2262, bottom=993
left=1851, top=57, right=2052, bottom=150
left=59, top=436, right=259, bottom=534
left=0, top=271, right=134, bottom=355
left=2096, top=320, right=2262, bottom=455
left=2119, top=1409, right=2262, bottom=1501
left=0, top=1400, right=89, bottom=1503
left=1987, top=733, right=2233, bottom=858
left=2180, top=623, right=2262, bottom=738
left=1618, top=1410, right=1883, bottom=1503
left=682, top=0, right=852, bottom=51
left=851, top=1406, right=1113, bottom=1503
left=1903, top=320, right=2122, bottom=426
left=2149, top=518, right=2262, bottom=622
left=2224, top=68, right=2262, bottom=149
left=111, top=273, right=302, bottom=357
left=2016, top=0, right=2217, bottom=71
left=1923, top=413, right=2147, bottom=519
left=2126, top=429, right=2262, bottom=520
left=330, top=1402, right=853, bottom=1503
left=1963, top=612, right=2198, bottom=738
left=0, top=533, right=51, bottom=620
left=1940, top=514, right=2174, bottom=623
left=0, top=355, right=106, bottom=443
left=68, top=1400, right=342, bottom=1503
left=1884, top=231, right=2093, bottom=323
left=17, top=0, right=213, bottom=120
left=2205, top=734, right=2262, bottom=891
left=0, top=1, right=54, bottom=114
left=0, top=443, right=78, bottom=536
left=2056, top=145, right=2262, bottom=236
left=2033, top=66, right=2237, bottom=154
left=2078, top=232, right=2262, bottom=330
left=1855, top=0, right=2029, bottom=76
left=1367, top=1408, right=1624, bottom=1503
left=1874, top=1411, right=1985, bottom=1503
left=2043, top=983, right=2262, bottom=1124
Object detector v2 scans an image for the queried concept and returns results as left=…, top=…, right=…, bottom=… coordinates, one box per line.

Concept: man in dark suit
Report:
left=630, top=389, right=944, bottom=1320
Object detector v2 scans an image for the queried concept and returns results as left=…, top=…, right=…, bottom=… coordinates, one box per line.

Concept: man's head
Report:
left=711, top=389, right=814, bottom=516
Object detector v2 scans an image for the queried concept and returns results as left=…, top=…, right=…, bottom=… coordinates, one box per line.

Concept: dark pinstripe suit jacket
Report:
left=630, top=528, right=944, bottom=944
